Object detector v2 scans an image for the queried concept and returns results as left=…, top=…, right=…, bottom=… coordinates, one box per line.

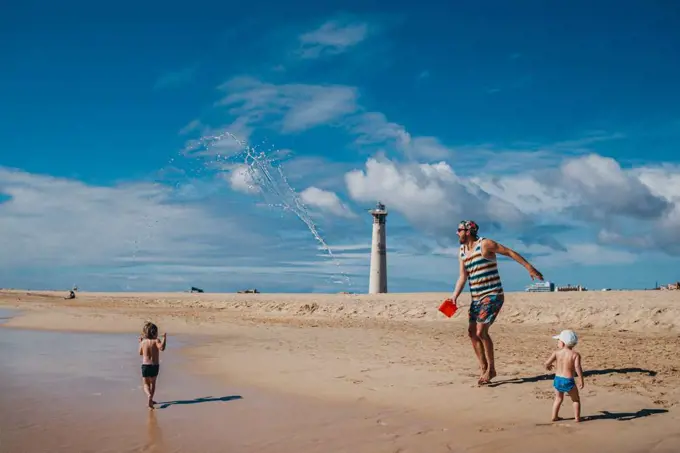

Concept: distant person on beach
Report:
left=545, top=329, right=584, bottom=422
left=451, top=220, right=543, bottom=385
left=139, top=322, right=167, bottom=409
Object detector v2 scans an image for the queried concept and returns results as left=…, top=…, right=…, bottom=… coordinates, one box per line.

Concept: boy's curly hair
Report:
left=142, top=321, right=159, bottom=340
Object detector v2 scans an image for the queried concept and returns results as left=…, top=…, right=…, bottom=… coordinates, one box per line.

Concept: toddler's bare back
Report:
left=554, top=348, right=580, bottom=378
left=141, top=339, right=161, bottom=365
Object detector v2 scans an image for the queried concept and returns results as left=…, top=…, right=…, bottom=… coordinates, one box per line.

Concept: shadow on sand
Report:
left=487, top=367, right=656, bottom=388
left=536, top=408, right=668, bottom=425
left=584, top=408, right=668, bottom=422
left=157, top=395, right=243, bottom=409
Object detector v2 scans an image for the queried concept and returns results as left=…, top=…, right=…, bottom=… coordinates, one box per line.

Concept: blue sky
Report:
left=1, top=1, right=679, bottom=293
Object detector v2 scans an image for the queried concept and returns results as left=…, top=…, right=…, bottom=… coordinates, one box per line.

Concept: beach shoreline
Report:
left=2, top=290, right=679, bottom=452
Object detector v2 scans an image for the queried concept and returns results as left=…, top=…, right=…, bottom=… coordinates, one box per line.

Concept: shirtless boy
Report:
left=139, top=322, right=167, bottom=409
left=544, top=329, right=584, bottom=422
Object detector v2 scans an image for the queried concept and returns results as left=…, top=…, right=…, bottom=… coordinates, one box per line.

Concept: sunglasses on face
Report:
left=457, top=228, right=468, bottom=232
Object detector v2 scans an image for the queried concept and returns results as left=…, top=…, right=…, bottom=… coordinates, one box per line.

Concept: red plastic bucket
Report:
left=439, top=298, right=458, bottom=318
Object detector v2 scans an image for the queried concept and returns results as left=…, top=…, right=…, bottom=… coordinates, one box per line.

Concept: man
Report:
left=451, top=220, right=543, bottom=385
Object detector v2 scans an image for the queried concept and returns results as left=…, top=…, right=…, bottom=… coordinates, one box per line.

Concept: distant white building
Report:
left=525, top=281, right=555, bottom=292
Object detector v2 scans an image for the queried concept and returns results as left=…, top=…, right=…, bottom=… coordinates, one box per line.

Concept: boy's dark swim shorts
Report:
left=141, top=364, right=160, bottom=378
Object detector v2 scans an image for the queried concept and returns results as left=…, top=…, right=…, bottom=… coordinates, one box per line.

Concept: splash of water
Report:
left=189, top=131, right=353, bottom=289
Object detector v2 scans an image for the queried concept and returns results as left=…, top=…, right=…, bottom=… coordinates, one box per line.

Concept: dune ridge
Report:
left=2, top=289, right=679, bottom=333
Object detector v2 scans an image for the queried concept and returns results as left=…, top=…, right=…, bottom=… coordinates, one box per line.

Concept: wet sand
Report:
left=1, top=291, right=679, bottom=452
left=0, top=327, right=463, bottom=453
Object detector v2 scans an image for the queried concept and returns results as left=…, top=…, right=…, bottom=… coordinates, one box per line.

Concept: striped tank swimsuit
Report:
left=460, top=237, right=504, bottom=302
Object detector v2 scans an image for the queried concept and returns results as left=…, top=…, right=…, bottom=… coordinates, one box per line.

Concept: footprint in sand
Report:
left=532, top=389, right=554, bottom=400
left=478, top=426, right=505, bottom=433
left=536, top=422, right=574, bottom=429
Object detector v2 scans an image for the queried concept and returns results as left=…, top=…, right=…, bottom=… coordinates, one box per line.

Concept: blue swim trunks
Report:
left=468, top=293, right=504, bottom=325
left=553, top=376, right=575, bottom=393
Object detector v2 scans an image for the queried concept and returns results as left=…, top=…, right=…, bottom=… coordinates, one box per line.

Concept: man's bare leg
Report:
left=476, top=323, right=496, bottom=384
left=468, top=322, right=488, bottom=380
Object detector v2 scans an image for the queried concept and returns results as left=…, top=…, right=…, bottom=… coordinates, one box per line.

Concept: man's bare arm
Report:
left=484, top=239, right=543, bottom=280
left=452, top=257, right=468, bottom=302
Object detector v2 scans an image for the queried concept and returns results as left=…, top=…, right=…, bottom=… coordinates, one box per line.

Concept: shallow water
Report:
left=0, top=307, right=16, bottom=324
left=0, top=326, right=460, bottom=453
left=0, top=327, right=246, bottom=453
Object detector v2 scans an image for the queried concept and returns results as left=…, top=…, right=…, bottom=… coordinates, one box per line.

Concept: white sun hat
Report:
left=552, top=329, right=578, bottom=347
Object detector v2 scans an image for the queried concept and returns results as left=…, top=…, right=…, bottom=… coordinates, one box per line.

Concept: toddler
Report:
left=544, top=329, right=584, bottom=422
left=139, top=322, right=167, bottom=409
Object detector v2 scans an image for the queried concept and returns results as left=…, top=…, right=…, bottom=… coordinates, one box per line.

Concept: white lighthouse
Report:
left=368, top=201, right=388, bottom=294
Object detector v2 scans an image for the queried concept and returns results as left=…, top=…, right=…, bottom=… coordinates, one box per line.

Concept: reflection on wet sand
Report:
left=144, top=410, right=164, bottom=453
left=0, top=327, right=242, bottom=452
left=0, top=308, right=16, bottom=324
left=0, top=327, right=461, bottom=453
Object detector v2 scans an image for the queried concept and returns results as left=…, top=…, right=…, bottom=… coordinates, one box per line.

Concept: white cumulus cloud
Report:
left=300, top=186, right=355, bottom=218
left=344, top=157, right=528, bottom=239
left=342, top=152, right=680, bottom=258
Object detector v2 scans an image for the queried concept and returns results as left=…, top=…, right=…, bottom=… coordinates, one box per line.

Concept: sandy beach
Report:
left=1, top=290, right=679, bottom=452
